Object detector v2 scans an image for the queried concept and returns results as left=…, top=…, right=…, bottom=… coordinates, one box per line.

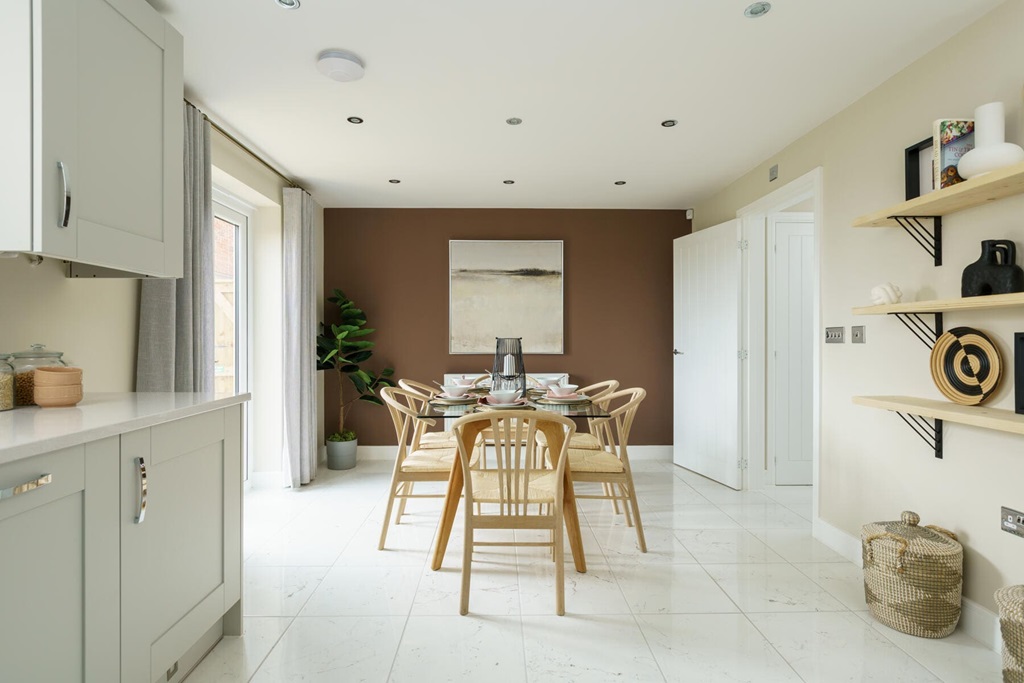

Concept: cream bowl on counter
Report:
left=34, top=366, right=83, bottom=386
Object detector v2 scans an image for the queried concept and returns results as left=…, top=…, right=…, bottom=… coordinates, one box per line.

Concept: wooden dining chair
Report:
left=378, top=387, right=477, bottom=550
left=564, top=387, right=648, bottom=552
left=534, top=379, right=619, bottom=459
left=396, top=379, right=457, bottom=449
left=451, top=409, right=577, bottom=615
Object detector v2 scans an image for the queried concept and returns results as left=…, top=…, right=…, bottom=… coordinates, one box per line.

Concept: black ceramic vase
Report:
left=961, top=240, right=1024, bottom=297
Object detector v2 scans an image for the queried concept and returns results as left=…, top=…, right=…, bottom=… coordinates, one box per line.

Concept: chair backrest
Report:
left=398, top=378, right=439, bottom=399
left=589, top=388, right=646, bottom=463
left=380, top=386, right=437, bottom=458
left=579, top=379, right=619, bottom=403
left=451, top=410, right=576, bottom=515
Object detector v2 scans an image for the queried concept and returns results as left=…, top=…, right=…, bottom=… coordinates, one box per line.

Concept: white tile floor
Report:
left=186, top=459, right=1000, bottom=683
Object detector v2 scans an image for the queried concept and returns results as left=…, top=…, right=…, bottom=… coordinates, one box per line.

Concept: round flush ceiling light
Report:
left=661, top=119, right=677, bottom=128
left=275, top=0, right=300, bottom=8
left=506, top=117, right=522, bottom=126
left=316, top=50, right=365, bottom=82
left=388, top=179, right=401, bottom=184
left=614, top=181, right=627, bottom=185
left=503, top=180, right=515, bottom=185
left=347, top=116, right=364, bottom=124
left=744, top=2, right=771, bottom=18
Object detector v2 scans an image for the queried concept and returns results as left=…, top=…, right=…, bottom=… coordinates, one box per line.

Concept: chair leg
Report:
left=460, top=524, right=473, bottom=615
left=396, top=482, right=412, bottom=523
left=554, top=521, right=565, bottom=616
left=377, top=483, right=399, bottom=550
left=605, top=483, right=622, bottom=514
left=620, top=484, right=634, bottom=527
left=625, top=483, right=647, bottom=553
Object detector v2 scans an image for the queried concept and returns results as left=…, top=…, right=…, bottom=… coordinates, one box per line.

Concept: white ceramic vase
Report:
left=957, top=102, right=1024, bottom=179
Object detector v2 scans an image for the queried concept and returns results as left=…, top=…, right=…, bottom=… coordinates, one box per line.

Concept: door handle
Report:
left=134, top=457, right=147, bottom=524
left=673, top=349, right=683, bottom=355
left=0, top=474, right=52, bottom=501
left=57, top=161, right=71, bottom=228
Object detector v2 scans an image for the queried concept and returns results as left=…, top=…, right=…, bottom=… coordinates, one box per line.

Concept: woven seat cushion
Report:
left=400, top=448, right=459, bottom=472
left=418, top=431, right=456, bottom=448
left=567, top=448, right=623, bottom=473
left=469, top=470, right=560, bottom=504
left=535, top=431, right=602, bottom=450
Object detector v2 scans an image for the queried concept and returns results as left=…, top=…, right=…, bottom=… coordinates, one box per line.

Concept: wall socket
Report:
left=851, top=326, right=866, bottom=344
left=825, top=327, right=845, bottom=343
left=1002, top=507, right=1024, bottom=539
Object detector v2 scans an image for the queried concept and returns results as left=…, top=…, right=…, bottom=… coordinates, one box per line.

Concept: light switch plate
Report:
left=851, top=326, right=866, bottom=344
left=825, top=327, right=844, bottom=343
left=769, top=164, right=779, bottom=182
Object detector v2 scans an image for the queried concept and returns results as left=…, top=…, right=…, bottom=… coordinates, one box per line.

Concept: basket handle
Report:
left=925, top=524, right=958, bottom=541
left=865, top=532, right=909, bottom=573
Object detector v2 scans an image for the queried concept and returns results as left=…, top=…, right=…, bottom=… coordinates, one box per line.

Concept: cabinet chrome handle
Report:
left=673, top=349, right=683, bottom=355
left=57, top=161, right=71, bottom=228
left=135, top=457, right=147, bottom=524
left=0, top=474, right=52, bottom=501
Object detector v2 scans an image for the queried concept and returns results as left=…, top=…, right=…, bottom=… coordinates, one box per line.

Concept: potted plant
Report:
left=316, top=288, right=394, bottom=470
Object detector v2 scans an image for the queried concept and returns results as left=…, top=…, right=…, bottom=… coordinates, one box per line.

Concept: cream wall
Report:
left=0, top=256, right=137, bottom=389
left=693, top=0, right=1024, bottom=611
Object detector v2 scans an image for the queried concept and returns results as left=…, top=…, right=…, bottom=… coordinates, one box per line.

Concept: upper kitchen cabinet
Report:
left=0, top=0, right=184, bottom=278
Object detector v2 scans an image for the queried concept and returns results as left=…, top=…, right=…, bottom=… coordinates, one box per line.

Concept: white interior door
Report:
left=768, top=213, right=814, bottom=485
left=673, top=220, right=742, bottom=489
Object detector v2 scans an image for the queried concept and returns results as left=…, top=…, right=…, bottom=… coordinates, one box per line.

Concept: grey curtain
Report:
left=282, top=188, right=317, bottom=487
left=136, top=103, right=214, bottom=392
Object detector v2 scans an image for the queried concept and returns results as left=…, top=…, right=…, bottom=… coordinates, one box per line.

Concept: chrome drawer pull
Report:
left=0, top=474, right=53, bottom=501
left=57, top=161, right=71, bottom=228
left=135, top=457, right=147, bottom=524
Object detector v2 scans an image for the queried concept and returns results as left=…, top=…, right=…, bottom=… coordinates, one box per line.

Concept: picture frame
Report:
left=449, top=240, right=564, bottom=354
left=905, top=137, right=933, bottom=201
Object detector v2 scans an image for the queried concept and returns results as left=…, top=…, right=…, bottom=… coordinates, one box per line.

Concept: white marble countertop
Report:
left=0, top=392, right=251, bottom=465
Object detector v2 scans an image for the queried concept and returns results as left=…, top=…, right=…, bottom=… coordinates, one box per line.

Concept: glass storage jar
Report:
left=11, top=344, right=67, bottom=406
left=0, top=355, right=13, bottom=411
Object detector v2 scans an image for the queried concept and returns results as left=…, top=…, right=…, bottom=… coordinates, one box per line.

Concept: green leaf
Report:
left=358, top=394, right=384, bottom=406
left=380, top=367, right=395, bottom=377
left=340, top=340, right=374, bottom=350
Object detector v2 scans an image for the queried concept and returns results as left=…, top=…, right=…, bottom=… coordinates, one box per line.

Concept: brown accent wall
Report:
left=323, top=209, right=690, bottom=445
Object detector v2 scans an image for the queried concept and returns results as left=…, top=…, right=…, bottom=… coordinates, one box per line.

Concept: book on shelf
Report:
left=933, top=119, right=975, bottom=189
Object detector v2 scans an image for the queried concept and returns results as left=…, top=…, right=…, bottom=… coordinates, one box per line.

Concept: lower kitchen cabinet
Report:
left=121, top=405, right=242, bottom=682
left=0, top=399, right=243, bottom=682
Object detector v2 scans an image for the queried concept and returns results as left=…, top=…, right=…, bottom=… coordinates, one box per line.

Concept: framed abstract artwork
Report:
left=449, top=240, right=564, bottom=354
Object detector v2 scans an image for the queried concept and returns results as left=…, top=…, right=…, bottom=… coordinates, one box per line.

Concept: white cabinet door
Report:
left=0, top=443, right=119, bottom=683
left=0, top=0, right=183, bottom=277
left=121, top=406, right=242, bottom=682
left=76, top=0, right=183, bottom=277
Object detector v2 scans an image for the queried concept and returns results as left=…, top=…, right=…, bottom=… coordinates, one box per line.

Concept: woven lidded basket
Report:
left=861, top=510, right=962, bottom=638
left=995, top=585, right=1024, bottom=683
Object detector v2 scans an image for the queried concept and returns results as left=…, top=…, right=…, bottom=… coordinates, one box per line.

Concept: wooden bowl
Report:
left=34, top=366, right=83, bottom=386
left=34, top=383, right=83, bottom=407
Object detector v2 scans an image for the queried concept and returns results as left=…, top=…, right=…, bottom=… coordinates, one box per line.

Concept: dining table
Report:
left=422, top=387, right=609, bottom=574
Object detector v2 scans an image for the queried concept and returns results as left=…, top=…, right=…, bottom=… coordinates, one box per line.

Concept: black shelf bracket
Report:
left=889, top=312, right=943, bottom=349
left=891, top=215, right=942, bottom=266
left=893, top=413, right=944, bottom=459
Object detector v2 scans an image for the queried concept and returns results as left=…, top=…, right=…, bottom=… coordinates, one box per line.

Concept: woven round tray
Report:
left=862, top=510, right=963, bottom=638
left=929, top=327, right=1001, bottom=405
left=996, top=585, right=1024, bottom=682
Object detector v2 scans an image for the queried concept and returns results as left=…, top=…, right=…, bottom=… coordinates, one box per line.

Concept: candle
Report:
left=503, top=353, right=515, bottom=376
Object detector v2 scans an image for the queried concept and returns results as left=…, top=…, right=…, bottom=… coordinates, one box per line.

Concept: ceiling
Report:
left=152, top=0, right=1004, bottom=210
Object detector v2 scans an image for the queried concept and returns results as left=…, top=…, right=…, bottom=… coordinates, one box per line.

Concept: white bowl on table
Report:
left=488, top=389, right=521, bottom=404
left=440, top=384, right=470, bottom=397
left=549, top=384, right=578, bottom=397
left=536, top=377, right=560, bottom=388
left=452, top=376, right=475, bottom=387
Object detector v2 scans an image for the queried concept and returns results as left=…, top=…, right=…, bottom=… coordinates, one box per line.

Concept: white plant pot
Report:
left=326, top=438, right=357, bottom=470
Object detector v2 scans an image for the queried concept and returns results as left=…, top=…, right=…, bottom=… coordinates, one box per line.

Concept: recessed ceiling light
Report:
left=506, top=117, right=522, bottom=126
left=388, top=179, right=401, bottom=184
left=661, top=119, right=677, bottom=128
left=503, top=180, right=515, bottom=185
left=744, top=2, right=771, bottom=18
left=316, top=50, right=365, bottom=82
left=275, top=0, right=300, bottom=8
left=614, top=181, right=626, bottom=185
left=347, top=116, right=364, bottom=124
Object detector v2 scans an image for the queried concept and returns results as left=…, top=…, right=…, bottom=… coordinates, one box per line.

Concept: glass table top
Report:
left=416, top=390, right=609, bottom=419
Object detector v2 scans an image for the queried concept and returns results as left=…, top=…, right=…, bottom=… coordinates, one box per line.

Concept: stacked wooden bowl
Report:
left=34, top=367, right=83, bottom=407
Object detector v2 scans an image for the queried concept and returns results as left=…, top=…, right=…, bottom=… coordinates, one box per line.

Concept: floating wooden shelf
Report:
left=853, top=160, right=1024, bottom=228
left=854, top=395, right=1024, bottom=437
left=852, top=292, right=1024, bottom=316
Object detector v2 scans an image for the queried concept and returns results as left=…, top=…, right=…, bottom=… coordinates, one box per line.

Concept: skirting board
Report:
left=813, top=516, right=1002, bottom=652
left=355, top=445, right=673, bottom=461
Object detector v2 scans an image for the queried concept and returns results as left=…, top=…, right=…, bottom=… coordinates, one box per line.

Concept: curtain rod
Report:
left=186, top=99, right=298, bottom=189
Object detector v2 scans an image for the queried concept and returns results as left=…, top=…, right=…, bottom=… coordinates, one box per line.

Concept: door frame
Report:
left=735, top=168, right=823, bottom=511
